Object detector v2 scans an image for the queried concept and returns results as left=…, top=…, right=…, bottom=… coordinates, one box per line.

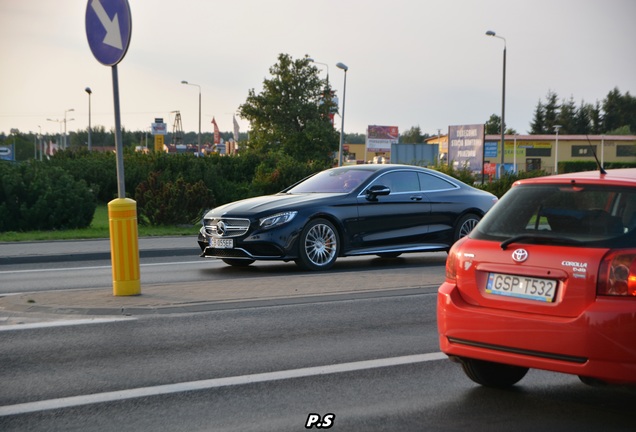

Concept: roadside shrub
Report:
left=0, top=161, right=96, bottom=232
left=134, top=172, right=215, bottom=226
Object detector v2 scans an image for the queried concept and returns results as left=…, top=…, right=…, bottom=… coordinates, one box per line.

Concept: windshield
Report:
left=473, top=183, right=636, bottom=243
left=287, top=168, right=375, bottom=194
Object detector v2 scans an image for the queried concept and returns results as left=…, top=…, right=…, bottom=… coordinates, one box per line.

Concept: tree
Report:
left=603, top=87, right=636, bottom=134
left=400, top=126, right=425, bottom=143
left=486, top=114, right=502, bottom=135
left=573, top=100, right=592, bottom=134
left=238, top=54, right=339, bottom=166
left=543, top=90, right=560, bottom=132
left=486, top=114, right=517, bottom=135
left=529, top=101, right=545, bottom=134
left=557, top=96, right=577, bottom=133
left=344, top=133, right=366, bottom=144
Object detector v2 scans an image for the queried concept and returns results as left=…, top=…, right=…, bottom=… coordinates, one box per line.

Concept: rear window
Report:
left=472, top=183, right=636, bottom=243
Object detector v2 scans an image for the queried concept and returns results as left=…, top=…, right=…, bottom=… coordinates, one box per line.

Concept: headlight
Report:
left=259, top=211, right=298, bottom=229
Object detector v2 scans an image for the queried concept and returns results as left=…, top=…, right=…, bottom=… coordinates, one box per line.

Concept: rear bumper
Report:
left=437, top=281, right=636, bottom=384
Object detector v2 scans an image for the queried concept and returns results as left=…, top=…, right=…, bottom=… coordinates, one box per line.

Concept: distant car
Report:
left=197, top=164, right=497, bottom=271
left=437, top=167, right=636, bottom=388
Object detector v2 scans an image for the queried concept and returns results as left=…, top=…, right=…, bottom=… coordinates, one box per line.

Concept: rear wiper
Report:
left=500, top=234, right=583, bottom=250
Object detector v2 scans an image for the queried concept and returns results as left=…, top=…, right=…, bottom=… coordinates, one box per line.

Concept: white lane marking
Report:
left=0, top=352, right=446, bottom=416
left=0, top=261, right=209, bottom=275
left=0, top=317, right=136, bottom=332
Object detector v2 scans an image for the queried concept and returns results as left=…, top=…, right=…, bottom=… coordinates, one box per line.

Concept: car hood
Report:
left=206, top=193, right=342, bottom=217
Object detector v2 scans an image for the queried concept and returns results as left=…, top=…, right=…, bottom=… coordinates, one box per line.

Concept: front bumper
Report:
left=437, top=281, right=636, bottom=384
left=197, top=224, right=301, bottom=261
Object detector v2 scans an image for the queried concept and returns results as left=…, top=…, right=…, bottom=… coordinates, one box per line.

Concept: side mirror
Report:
left=365, top=184, right=390, bottom=201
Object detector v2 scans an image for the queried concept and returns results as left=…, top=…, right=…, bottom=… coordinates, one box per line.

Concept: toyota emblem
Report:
left=512, top=248, right=529, bottom=263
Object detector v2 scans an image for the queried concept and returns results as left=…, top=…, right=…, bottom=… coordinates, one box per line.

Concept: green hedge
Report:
left=0, top=161, right=96, bottom=232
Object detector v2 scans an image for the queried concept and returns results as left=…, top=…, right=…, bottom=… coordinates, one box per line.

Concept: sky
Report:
left=1, top=0, right=635, bottom=140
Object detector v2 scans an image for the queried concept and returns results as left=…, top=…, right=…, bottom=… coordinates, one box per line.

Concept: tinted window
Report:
left=288, top=168, right=375, bottom=193
left=418, top=173, right=457, bottom=192
left=372, top=171, right=419, bottom=193
left=474, top=184, right=636, bottom=242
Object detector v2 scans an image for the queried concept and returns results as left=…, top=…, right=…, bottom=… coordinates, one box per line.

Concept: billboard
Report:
left=448, top=124, right=484, bottom=173
left=366, top=125, right=398, bottom=152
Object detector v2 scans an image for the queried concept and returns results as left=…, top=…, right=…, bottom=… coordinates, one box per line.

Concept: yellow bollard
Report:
left=108, top=198, right=141, bottom=296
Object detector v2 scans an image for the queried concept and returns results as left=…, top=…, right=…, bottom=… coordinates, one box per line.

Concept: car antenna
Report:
left=586, top=134, right=607, bottom=175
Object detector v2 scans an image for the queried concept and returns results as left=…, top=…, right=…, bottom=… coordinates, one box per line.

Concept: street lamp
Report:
left=554, top=125, right=562, bottom=174
left=181, top=80, right=201, bottom=155
left=64, top=108, right=74, bottom=149
left=308, top=57, right=329, bottom=80
left=336, top=62, right=348, bottom=167
left=47, top=118, right=62, bottom=151
left=85, top=87, right=92, bottom=151
left=485, top=30, right=506, bottom=178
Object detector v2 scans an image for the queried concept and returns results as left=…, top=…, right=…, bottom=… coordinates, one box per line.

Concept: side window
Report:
left=418, top=172, right=456, bottom=192
left=376, top=171, right=419, bottom=193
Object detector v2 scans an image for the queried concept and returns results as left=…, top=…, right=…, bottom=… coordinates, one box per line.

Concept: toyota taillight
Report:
left=445, top=237, right=468, bottom=282
left=597, top=250, right=636, bottom=296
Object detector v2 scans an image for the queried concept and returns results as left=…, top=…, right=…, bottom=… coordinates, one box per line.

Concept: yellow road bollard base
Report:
left=112, top=279, right=141, bottom=296
left=108, top=198, right=141, bottom=296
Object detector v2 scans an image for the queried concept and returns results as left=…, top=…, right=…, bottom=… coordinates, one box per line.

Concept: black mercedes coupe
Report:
left=197, top=164, right=497, bottom=271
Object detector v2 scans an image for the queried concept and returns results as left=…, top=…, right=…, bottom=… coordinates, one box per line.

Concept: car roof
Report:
left=333, top=164, right=429, bottom=172
left=514, top=168, right=636, bottom=187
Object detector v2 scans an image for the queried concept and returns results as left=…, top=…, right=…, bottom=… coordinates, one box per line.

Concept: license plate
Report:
left=486, top=273, right=557, bottom=302
left=210, top=238, right=233, bottom=249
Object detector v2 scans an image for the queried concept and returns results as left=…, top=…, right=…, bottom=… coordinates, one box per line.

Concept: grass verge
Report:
left=0, top=204, right=199, bottom=242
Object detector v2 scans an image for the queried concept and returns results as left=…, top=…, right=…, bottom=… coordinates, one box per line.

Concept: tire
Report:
left=454, top=213, right=481, bottom=242
left=295, top=218, right=339, bottom=271
left=459, top=358, right=528, bottom=388
left=222, top=258, right=255, bottom=267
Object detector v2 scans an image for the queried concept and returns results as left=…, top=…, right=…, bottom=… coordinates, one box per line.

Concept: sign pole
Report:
left=86, top=0, right=139, bottom=296
left=112, top=64, right=125, bottom=198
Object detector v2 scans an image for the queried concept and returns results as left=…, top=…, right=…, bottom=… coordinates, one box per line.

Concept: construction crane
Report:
left=172, top=111, right=184, bottom=147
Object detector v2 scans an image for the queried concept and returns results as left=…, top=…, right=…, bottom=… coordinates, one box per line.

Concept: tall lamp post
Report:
left=85, top=87, right=92, bottom=151
left=181, top=80, right=201, bottom=155
left=486, top=30, right=506, bottom=178
left=47, top=118, right=62, bottom=151
left=336, top=62, right=348, bottom=167
left=308, top=57, right=329, bottom=80
left=64, top=108, right=75, bottom=149
left=554, top=125, right=562, bottom=174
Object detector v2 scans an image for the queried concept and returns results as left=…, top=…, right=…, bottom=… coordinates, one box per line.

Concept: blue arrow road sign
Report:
left=86, top=0, right=132, bottom=66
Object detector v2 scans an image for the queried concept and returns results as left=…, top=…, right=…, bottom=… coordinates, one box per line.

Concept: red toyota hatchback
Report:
left=438, top=167, right=636, bottom=388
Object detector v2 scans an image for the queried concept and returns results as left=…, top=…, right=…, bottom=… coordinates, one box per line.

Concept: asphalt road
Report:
left=1, top=238, right=635, bottom=431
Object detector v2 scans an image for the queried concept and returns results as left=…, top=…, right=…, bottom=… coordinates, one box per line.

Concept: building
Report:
left=342, top=143, right=390, bottom=164
left=435, top=134, right=635, bottom=174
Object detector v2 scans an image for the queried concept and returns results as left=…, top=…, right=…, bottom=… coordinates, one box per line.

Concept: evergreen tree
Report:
left=589, top=101, right=603, bottom=134
left=573, top=100, right=592, bottom=134
left=529, top=100, right=545, bottom=134
left=543, top=90, right=560, bottom=132
left=557, top=96, right=577, bottom=133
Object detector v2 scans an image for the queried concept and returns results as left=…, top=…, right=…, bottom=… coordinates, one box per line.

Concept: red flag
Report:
left=211, top=117, right=220, bottom=145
